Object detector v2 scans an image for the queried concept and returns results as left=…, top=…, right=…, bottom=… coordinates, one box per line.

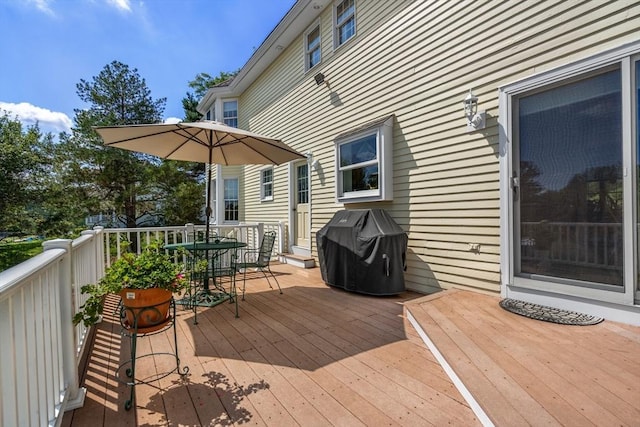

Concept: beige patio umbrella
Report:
left=94, top=120, right=306, bottom=239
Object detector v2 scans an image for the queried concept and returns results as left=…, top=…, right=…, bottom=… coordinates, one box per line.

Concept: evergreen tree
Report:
left=61, top=60, right=166, bottom=229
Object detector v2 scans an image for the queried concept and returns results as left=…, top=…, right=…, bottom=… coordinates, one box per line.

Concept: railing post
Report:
left=278, top=221, right=285, bottom=254
left=257, top=223, right=264, bottom=250
left=43, top=239, right=87, bottom=412
left=186, top=223, right=195, bottom=242
left=93, top=226, right=105, bottom=279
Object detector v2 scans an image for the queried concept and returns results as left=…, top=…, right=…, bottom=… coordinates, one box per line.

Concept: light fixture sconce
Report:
left=463, top=89, right=486, bottom=132
left=314, top=72, right=330, bottom=88
left=305, top=151, right=319, bottom=171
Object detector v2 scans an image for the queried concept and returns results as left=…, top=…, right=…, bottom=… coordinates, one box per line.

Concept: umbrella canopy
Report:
left=95, top=120, right=304, bottom=166
left=94, top=120, right=306, bottom=239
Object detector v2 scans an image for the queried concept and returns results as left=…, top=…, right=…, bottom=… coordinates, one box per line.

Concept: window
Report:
left=335, top=0, right=355, bottom=48
left=223, top=100, right=238, bottom=128
left=260, top=167, right=273, bottom=201
left=336, top=116, right=393, bottom=203
left=305, top=24, right=321, bottom=70
left=223, top=178, right=239, bottom=222
left=297, top=164, right=309, bottom=204
left=205, top=110, right=211, bottom=121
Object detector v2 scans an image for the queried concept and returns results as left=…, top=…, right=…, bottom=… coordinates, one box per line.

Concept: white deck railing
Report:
left=0, top=228, right=104, bottom=427
left=521, top=222, right=623, bottom=268
left=0, top=222, right=283, bottom=427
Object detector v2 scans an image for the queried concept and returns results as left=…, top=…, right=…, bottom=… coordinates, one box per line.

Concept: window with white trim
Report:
left=223, top=100, right=238, bottom=128
left=305, top=23, right=321, bottom=70
left=260, top=167, right=274, bottom=201
left=223, top=178, right=239, bottom=222
left=334, top=0, right=355, bottom=48
left=336, top=116, right=393, bottom=203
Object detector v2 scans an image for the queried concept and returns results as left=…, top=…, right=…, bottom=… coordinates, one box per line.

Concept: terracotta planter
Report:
left=118, top=288, right=172, bottom=332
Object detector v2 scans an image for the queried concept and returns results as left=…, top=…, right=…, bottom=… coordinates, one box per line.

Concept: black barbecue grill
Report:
left=316, top=209, right=407, bottom=295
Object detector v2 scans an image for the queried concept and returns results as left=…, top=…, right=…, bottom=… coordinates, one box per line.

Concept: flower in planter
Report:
left=73, top=239, right=188, bottom=327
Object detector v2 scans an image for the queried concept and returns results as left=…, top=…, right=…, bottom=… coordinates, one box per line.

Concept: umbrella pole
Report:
left=205, top=163, right=212, bottom=243
left=205, top=143, right=214, bottom=244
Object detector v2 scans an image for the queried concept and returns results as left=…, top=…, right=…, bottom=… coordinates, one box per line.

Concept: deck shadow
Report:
left=185, top=282, right=419, bottom=371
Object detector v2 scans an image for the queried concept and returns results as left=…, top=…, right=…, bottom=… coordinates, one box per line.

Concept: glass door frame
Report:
left=499, top=42, right=639, bottom=307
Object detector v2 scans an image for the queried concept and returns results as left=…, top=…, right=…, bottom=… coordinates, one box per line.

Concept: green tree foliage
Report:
left=153, top=161, right=205, bottom=225
left=181, top=70, right=238, bottom=122
left=61, top=61, right=167, bottom=229
left=0, top=113, right=46, bottom=235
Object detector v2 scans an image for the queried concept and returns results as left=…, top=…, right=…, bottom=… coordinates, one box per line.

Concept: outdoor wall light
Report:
left=314, top=72, right=330, bottom=88
left=306, top=151, right=319, bottom=170
left=463, top=89, right=486, bottom=132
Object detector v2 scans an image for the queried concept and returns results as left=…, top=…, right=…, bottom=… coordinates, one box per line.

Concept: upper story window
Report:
left=205, top=110, right=211, bottom=120
left=335, top=0, right=355, bottom=48
left=335, top=115, right=393, bottom=203
left=305, top=24, right=321, bottom=70
left=223, top=100, right=238, bottom=128
left=224, top=178, right=239, bottom=222
left=260, top=167, right=274, bottom=201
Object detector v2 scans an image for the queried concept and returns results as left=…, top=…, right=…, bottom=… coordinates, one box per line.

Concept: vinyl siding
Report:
left=229, top=0, right=640, bottom=295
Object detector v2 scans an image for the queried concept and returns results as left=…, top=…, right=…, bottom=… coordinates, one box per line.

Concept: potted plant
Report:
left=73, top=239, right=188, bottom=328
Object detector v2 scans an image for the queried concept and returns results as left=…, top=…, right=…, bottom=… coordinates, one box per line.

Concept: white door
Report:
left=294, top=163, right=309, bottom=247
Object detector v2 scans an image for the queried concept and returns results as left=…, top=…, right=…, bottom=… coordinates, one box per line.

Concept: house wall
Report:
left=234, top=0, right=640, bottom=295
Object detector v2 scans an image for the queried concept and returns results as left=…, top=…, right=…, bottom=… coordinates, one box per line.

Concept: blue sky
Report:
left=0, top=0, right=295, bottom=135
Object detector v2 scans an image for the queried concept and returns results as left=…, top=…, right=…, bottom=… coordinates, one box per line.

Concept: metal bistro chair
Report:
left=186, top=234, right=239, bottom=323
left=211, top=236, right=239, bottom=317
left=236, top=231, right=282, bottom=300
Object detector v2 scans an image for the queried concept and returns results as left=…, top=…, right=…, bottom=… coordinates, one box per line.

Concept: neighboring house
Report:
left=198, top=0, right=640, bottom=325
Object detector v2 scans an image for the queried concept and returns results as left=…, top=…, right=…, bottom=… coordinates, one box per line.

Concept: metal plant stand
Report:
left=115, top=294, right=189, bottom=410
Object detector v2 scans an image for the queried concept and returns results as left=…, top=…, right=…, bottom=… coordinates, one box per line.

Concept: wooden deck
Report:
left=406, top=289, right=640, bottom=427
left=62, top=264, right=640, bottom=426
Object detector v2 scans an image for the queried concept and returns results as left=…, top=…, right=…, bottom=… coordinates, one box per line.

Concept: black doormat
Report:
left=499, top=298, right=604, bottom=325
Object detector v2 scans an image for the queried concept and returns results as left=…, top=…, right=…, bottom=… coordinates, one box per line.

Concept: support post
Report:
left=43, top=239, right=87, bottom=412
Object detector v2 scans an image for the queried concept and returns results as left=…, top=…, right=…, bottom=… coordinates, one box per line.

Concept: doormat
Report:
left=499, top=299, right=604, bottom=325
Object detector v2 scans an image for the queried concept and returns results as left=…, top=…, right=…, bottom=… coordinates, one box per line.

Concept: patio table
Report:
left=165, top=240, right=246, bottom=322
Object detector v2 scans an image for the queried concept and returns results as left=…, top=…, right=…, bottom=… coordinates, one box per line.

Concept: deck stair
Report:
left=279, top=252, right=315, bottom=268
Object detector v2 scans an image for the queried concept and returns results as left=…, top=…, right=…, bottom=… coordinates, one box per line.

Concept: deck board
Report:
left=406, top=288, right=640, bottom=427
left=63, top=264, right=639, bottom=426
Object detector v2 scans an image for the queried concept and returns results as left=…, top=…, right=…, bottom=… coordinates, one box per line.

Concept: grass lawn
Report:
left=0, top=240, right=43, bottom=272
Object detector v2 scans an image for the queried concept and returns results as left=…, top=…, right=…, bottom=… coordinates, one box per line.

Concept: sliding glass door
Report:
left=508, top=51, right=640, bottom=303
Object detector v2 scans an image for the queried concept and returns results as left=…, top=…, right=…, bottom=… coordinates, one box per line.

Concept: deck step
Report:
left=279, top=253, right=315, bottom=268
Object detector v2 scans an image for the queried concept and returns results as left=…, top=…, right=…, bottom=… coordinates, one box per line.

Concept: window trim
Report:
left=223, top=177, right=239, bottom=223
left=333, top=0, right=356, bottom=50
left=335, top=115, right=393, bottom=203
left=260, top=167, right=274, bottom=202
left=222, top=99, right=238, bottom=128
left=304, top=20, right=321, bottom=71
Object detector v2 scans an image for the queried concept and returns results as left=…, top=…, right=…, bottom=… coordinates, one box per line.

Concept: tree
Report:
left=181, top=71, right=238, bottom=122
left=62, top=61, right=167, bottom=230
left=0, top=114, right=43, bottom=235
left=188, top=71, right=237, bottom=100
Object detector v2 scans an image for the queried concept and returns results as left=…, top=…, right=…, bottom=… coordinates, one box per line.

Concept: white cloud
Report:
left=26, top=0, right=55, bottom=16
left=0, top=102, right=73, bottom=134
left=163, top=117, right=182, bottom=124
left=106, top=0, right=131, bottom=13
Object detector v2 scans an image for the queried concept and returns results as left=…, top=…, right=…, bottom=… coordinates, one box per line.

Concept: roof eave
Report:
left=197, top=0, right=331, bottom=114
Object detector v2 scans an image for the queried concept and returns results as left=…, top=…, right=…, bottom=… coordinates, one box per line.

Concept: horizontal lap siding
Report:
left=236, top=0, right=640, bottom=295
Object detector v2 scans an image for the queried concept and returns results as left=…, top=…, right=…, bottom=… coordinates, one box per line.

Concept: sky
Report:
left=0, top=0, right=296, bottom=136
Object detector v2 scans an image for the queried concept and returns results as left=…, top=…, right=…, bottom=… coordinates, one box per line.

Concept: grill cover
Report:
left=316, top=209, right=408, bottom=295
